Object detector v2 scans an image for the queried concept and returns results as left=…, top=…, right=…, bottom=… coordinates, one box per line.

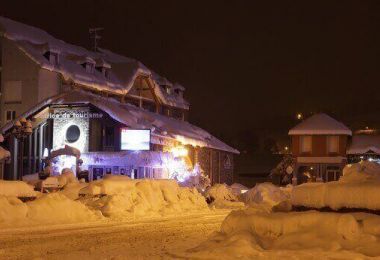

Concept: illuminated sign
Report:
left=121, top=129, right=150, bottom=151
left=39, top=112, right=103, bottom=119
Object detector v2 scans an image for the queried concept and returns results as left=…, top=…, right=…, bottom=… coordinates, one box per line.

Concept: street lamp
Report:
left=11, top=118, right=32, bottom=180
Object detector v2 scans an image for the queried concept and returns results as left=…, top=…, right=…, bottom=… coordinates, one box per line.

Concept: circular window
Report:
left=66, top=125, right=81, bottom=143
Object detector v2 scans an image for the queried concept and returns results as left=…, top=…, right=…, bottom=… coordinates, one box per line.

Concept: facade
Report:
left=289, top=113, right=352, bottom=184
left=0, top=17, right=238, bottom=184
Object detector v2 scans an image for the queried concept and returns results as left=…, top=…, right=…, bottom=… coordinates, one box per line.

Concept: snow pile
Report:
left=58, top=180, right=88, bottom=200
left=26, top=193, right=101, bottom=225
left=292, top=161, right=380, bottom=210
left=80, top=177, right=208, bottom=219
left=186, top=209, right=380, bottom=258
left=340, top=161, right=380, bottom=182
left=56, top=168, right=78, bottom=187
left=0, top=193, right=101, bottom=227
left=205, top=184, right=245, bottom=209
left=0, top=180, right=37, bottom=198
left=242, top=183, right=291, bottom=211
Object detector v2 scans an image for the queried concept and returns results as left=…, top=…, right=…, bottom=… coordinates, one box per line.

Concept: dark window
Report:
left=5, top=110, right=16, bottom=122
left=104, top=126, right=114, bottom=147
left=66, top=125, right=81, bottom=143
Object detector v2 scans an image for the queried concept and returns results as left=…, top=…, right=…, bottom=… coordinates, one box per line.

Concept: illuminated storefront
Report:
left=1, top=91, right=238, bottom=184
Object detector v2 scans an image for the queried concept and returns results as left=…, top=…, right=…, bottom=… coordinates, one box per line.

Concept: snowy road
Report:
left=0, top=209, right=230, bottom=260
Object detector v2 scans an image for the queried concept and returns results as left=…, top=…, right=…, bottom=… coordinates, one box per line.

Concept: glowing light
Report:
left=296, top=113, right=303, bottom=120
left=171, top=146, right=188, bottom=157
left=52, top=155, right=77, bottom=176
left=43, top=148, right=49, bottom=158
left=240, top=189, right=248, bottom=194
left=162, top=156, right=193, bottom=182
left=284, top=146, right=288, bottom=151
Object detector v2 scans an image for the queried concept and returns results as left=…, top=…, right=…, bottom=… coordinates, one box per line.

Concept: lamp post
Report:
left=11, top=118, right=32, bottom=180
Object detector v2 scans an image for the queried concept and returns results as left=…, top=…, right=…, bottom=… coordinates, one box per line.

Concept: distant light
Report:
left=240, top=189, right=248, bottom=194
left=284, top=146, right=289, bottom=151
left=296, top=113, right=303, bottom=120
left=310, top=166, right=314, bottom=170
left=43, top=148, right=49, bottom=158
left=369, top=157, right=373, bottom=162
left=366, top=126, right=369, bottom=130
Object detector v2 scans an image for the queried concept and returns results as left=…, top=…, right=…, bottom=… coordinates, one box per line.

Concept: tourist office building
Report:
left=0, top=17, right=238, bottom=183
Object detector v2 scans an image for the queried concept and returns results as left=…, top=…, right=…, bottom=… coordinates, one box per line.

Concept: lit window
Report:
left=300, top=136, right=312, bottom=153
left=327, top=136, right=339, bottom=153
left=5, top=110, right=16, bottom=122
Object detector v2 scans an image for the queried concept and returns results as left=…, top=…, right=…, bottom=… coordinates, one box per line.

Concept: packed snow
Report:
left=292, top=161, right=380, bottom=210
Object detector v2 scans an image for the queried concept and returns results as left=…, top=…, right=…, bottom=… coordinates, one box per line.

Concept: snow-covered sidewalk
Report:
left=0, top=209, right=230, bottom=259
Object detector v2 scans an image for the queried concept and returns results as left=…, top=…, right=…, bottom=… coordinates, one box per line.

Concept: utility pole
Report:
left=89, top=27, right=104, bottom=52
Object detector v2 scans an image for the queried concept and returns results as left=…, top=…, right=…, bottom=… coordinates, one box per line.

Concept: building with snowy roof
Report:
left=288, top=113, right=352, bottom=184
left=0, top=16, right=238, bottom=183
left=346, top=133, right=380, bottom=163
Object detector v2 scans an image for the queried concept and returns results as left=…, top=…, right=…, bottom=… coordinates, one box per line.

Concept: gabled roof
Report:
left=0, top=16, right=189, bottom=109
left=347, top=135, right=380, bottom=155
left=0, top=90, right=238, bottom=154
left=288, top=113, right=352, bottom=136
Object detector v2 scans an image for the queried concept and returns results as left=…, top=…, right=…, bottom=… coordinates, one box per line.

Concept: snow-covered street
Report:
left=0, top=210, right=230, bottom=259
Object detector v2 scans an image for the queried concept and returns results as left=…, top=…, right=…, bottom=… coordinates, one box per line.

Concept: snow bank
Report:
left=26, top=193, right=101, bottom=225
left=242, top=183, right=291, bottom=211
left=341, top=160, right=380, bottom=182
left=186, top=208, right=380, bottom=258
left=0, top=193, right=101, bottom=227
left=0, top=180, right=36, bottom=197
left=80, top=178, right=208, bottom=219
left=205, top=184, right=245, bottom=209
left=292, top=161, right=380, bottom=210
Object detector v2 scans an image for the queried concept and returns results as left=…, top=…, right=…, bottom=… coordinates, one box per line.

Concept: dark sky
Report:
left=2, top=0, right=380, bottom=145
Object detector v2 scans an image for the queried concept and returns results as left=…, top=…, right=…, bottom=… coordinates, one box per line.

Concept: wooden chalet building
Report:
left=0, top=16, right=238, bottom=183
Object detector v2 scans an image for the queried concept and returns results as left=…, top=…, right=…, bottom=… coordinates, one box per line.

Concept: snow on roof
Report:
left=0, top=16, right=189, bottom=109
left=288, top=113, right=352, bottom=136
left=347, top=135, right=380, bottom=155
left=1, top=90, right=238, bottom=154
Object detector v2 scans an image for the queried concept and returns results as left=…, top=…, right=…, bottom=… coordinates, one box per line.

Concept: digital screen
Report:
left=121, top=129, right=150, bottom=151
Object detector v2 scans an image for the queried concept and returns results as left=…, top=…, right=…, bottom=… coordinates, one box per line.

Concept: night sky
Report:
left=2, top=0, right=380, bottom=150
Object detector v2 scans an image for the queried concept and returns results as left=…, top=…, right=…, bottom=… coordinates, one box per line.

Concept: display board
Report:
left=121, top=129, right=150, bottom=150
